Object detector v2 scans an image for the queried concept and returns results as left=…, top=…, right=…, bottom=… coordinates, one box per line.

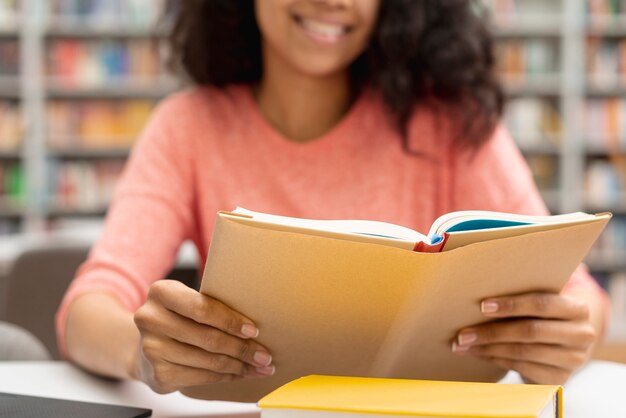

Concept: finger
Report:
left=135, top=304, right=273, bottom=368
left=456, top=319, right=596, bottom=349
left=486, top=357, right=572, bottom=385
left=150, top=360, right=239, bottom=393
left=481, top=293, right=590, bottom=321
left=148, top=280, right=259, bottom=339
left=142, top=335, right=275, bottom=377
left=453, top=342, right=588, bottom=371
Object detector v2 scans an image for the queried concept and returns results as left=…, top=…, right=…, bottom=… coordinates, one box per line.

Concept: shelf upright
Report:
left=20, top=0, right=47, bottom=232
left=559, top=0, right=586, bottom=213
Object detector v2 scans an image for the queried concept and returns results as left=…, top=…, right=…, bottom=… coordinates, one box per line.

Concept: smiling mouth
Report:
left=293, top=15, right=353, bottom=42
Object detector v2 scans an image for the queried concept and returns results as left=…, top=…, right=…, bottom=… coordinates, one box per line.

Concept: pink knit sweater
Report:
left=55, top=85, right=604, bottom=355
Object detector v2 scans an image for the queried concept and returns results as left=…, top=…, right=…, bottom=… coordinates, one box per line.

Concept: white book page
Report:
left=428, top=210, right=595, bottom=238
left=232, top=207, right=429, bottom=243
left=261, top=398, right=556, bottom=418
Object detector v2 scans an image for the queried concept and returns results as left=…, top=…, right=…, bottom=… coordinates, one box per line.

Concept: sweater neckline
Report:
left=237, top=84, right=369, bottom=153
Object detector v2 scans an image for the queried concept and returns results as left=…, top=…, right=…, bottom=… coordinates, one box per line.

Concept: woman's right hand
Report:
left=130, top=280, right=274, bottom=394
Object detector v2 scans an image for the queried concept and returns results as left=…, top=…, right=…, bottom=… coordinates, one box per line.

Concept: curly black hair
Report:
left=168, top=0, right=503, bottom=150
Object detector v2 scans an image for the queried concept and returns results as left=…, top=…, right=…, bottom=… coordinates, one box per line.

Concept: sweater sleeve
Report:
left=452, top=125, right=609, bottom=313
left=55, top=96, right=197, bottom=357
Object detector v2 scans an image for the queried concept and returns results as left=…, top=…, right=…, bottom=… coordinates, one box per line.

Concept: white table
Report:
left=0, top=361, right=625, bottom=417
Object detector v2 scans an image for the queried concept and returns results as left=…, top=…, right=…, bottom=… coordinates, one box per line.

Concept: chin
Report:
left=289, top=54, right=356, bottom=79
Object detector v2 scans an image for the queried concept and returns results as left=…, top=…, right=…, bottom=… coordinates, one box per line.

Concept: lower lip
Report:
left=296, top=18, right=348, bottom=45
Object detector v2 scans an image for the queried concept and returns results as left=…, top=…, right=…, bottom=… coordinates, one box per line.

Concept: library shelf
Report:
left=585, top=145, right=626, bottom=156
left=46, top=206, right=108, bottom=218
left=0, top=27, right=18, bottom=38
left=0, top=150, right=20, bottom=160
left=45, top=24, right=170, bottom=39
left=586, top=86, right=626, bottom=97
left=492, top=24, right=562, bottom=38
left=0, top=206, right=23, bottom=218
left=518, top=143, right=561, bottom=155
left=585, top=258, right=626, bottom=273
left=502, top=77, right=562, bottom=96
left=48, top=148, right=130, bottom=160
left=587, top=15, right=626, bottom=37
left=45, top=81, right=178, bottom=100
left=585, top=199, right=626, bottom=215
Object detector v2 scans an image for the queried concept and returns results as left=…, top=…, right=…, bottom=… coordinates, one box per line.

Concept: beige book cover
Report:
left=181, top=211, right=610, bottom=402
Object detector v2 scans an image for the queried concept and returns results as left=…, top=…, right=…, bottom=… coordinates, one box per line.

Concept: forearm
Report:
left=64, top=293, right=140, bottom=380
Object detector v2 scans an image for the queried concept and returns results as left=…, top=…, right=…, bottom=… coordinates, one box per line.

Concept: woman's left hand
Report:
left=451, top=292, right=597, bottom=385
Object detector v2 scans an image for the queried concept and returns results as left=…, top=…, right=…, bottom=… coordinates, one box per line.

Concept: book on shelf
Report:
left=587, top=0, right=626, bottom=21
left=0, top=40, right=18, bottom=76
left=48, top=0, right=166, bottom=29
left=523, top=155, right=559, bottom=193
left=181, top=207, right=610, bottom=401
left=584, top=158, right=626, bottom=208
left=586, top=99, right=626, bottom=148
left=48, top=160, right=124, bottom=210
left=495, top=39, right=559, bottom=84
left=47, top=39, right=165, bottom=87
left=0, top=101, right=21, bottom=150
left=258, top=375, right=563, bottom=418
left=588, top=215, right=626, bottom=264
left=47, top=100, right=153, bottom=149
left=0, top=162, right=24, bottom=206
left=586, top=38, right=626, bottom=88
left=485, top=0, right=561, bottom=26
left=506, top=97, right=562, bottom=146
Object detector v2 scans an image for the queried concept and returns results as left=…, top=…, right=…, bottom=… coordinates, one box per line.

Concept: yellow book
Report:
left=258, top=375, right=562, bottom=418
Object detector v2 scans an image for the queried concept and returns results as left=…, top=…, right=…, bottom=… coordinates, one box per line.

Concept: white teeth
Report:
left=300, top=18, right=346, bottom=37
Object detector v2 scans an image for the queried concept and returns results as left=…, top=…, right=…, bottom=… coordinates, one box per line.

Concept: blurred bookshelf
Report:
left=487, top=0, right=626, bottom=348
left=0, top=0, right=178, bottom=236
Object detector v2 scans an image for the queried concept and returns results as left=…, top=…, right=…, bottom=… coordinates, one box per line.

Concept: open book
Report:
left=231, top=207, right=607, bottom=252
left=182, top=208, right=610, bottom=402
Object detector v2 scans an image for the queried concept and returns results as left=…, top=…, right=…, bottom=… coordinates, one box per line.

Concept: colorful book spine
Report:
left=47, top=100, right=153, bottom=149
left=48, top=160, right=124, bottom=210
left=506, top=97, right=562, bottom=146
left=48, top=0, right=165, bottom=28
left=0, top=101, right=21, bottom=150
left=587, top=0, right=626, bottom=20
left=0, top=162, right=24, bottom=206
left=0, top=40, right=18, bottom=75
left=586, top=38, right=626, bottom=88
left=495, top=40, right=559, bottom=82
left=47, top=39, right=164, bottom=86
left=585, top=99, right=626, bottom=148
left=584, top=158, right=626, bottom=207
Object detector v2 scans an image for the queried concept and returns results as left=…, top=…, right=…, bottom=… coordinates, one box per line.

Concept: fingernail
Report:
left=451, top=341, right=470, bottom=353
left=256, top=365, right=276, bottom=376
left=458, top=331, right=477, bottom=346
left=253, top=351, right=272, bottom=367
left=241, top=324, right=259, bottom=338
left=481, top=300, right=499, bottom=314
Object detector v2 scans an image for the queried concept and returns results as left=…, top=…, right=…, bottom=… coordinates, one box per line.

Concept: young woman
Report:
left=56, top=0, right=607, bottom=395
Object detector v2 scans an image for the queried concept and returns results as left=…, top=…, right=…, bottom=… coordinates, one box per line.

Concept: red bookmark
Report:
left=413, top=233, right=450, bottom=253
